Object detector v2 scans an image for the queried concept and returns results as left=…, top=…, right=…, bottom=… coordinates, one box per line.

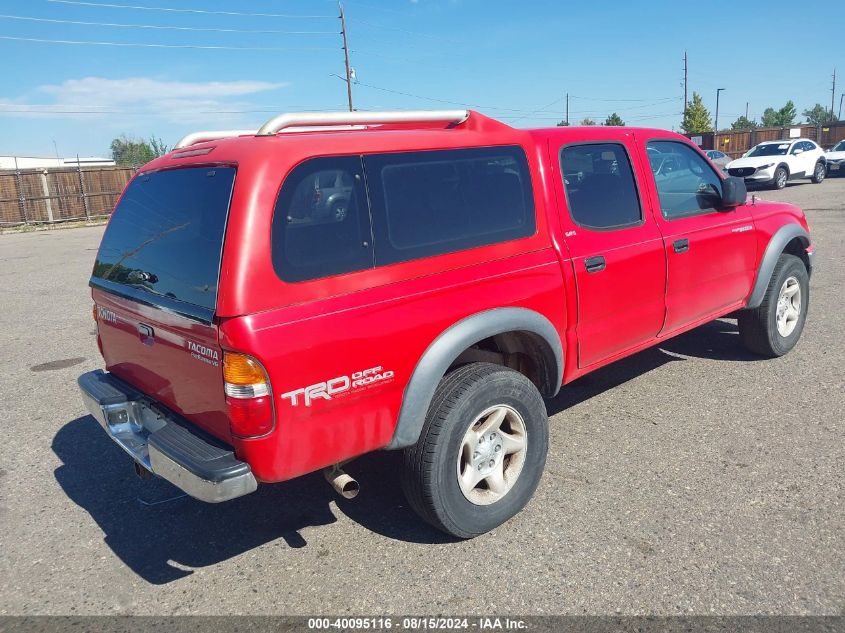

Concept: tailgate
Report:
left=93, top=290, right=230, bottom=441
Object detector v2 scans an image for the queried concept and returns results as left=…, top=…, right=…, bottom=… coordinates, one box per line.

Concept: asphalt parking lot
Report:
left=0, top=179, right=843, bottom=616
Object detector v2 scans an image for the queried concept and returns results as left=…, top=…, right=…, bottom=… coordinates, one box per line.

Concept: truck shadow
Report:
left=547, top=318, right=758, bottom=416
left=52, top=416, right=451, bottom=585
left=52, top=319, right=758, bottom=584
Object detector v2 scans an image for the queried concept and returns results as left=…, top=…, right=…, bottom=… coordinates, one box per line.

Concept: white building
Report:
left=0, top=155, right=115, bottom=170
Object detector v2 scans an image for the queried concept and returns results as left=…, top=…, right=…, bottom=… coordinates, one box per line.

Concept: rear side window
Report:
left=364, top=146, right=535, bottom=266
left=92, top=166, right=235, bottom=315
left=560, top=143, right=642, bottom=230
left=271, top=156, right=373, bottom=283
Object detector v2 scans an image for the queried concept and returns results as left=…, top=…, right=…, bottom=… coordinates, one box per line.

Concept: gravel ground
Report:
left=0, top=178, right=842, bottom=616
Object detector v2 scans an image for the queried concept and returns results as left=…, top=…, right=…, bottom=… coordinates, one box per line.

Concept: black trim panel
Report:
left=89, top=277, right=215, bottom=323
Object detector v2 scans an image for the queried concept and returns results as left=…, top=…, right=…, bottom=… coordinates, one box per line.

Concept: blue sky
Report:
left=1, top=0, right=842, bottom=157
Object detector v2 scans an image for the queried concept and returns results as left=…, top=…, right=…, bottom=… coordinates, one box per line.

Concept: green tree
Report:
left=680, top=92, right=713, bottom=134
left=149, top=136, right=170, bottom=157
left=110, top=135, right=169, bottom=167
left=802, top=103, right=836, bottom=126
left=556, top=120, right=570, bottom=126
left=730, top=115, right=758, bottom=130
left=579, top=117, right=596, bottom=126
left=761, top=107, right=779, bottom=127
left=761, top=100, right=797, bottom=127
left=604, top=112, right=625, bottom=126
left=778, top=100, right=797, bottom=126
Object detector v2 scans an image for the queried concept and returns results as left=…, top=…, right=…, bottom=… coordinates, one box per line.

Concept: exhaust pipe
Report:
left=323, top=464, right=359, bottom=499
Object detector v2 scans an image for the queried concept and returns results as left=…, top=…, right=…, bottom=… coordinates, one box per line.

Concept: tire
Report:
left=738, top=254, right=809, bottom=358
left=772, top=166, right=788, bottom=190
left=811, top=161, right=826, bottom=184
left=401, top=363, right=549, bottom=539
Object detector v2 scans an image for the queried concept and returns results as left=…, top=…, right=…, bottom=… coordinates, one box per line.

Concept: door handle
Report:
left=673, top=238, right=690, bottom=253
left=585, top=255, right=606, bottom=273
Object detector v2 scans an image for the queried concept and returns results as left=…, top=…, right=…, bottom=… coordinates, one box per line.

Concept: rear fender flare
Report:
left=746, top=223, right=810, bottom=308
left=386, top=307, right=563, bottom=450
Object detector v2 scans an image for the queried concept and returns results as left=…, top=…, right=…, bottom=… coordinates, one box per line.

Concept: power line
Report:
left=46, top=0, right=336, bottom=19
left=569, top=94, right=681, bottom=102
left=350, top=18, right=461, bottom=44
left=0, top=105, right=347, bottom=115
left=355, top=81, right=541, bottom=113
left=0, top=35, right=336, bottom=50
left=0, top=14, right=338, bottom=35
left=507, top=94, right=570, bottom=125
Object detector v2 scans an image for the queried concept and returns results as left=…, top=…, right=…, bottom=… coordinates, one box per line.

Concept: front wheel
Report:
left=738, top=253, right=809, bottom=357
left=811, top=161, right=826, bottom=184
left=401, top=363, right=549, bottom=539
left=772, top=166, right=788, bottom=190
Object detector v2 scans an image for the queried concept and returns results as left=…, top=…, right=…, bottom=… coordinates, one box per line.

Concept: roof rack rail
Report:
left=172, top=110, right=472, bottom=150
left=174, top=129, right=256, bottom=150
left=256, top=110, right=470, bottom=136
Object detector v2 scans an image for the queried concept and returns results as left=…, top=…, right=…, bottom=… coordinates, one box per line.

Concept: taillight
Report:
left=223, top=352, right=274, bottom=437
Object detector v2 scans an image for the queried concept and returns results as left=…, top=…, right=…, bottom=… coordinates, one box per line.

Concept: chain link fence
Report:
left=0, top=160, right=136, bottom=227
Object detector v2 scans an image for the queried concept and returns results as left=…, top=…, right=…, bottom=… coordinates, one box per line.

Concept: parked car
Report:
left=825, top=139, right=845, bottom=176
left=726, top=138, right=826, bottom=189
left=79, top=110, right=815, bottom=538
left=705, top=149, right=731, bottom=170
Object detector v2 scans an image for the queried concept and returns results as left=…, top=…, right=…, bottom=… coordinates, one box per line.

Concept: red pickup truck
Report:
left=78, top=110, right=814, bottom=538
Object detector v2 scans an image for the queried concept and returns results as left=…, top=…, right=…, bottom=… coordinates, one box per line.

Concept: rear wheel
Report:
left=401, top=363, right=548, bottom=539
left=811, top=161, right=826, bottom=184
left=738, top=254, right=809, bottom=357
left=773, top=166, right=788, bottom=190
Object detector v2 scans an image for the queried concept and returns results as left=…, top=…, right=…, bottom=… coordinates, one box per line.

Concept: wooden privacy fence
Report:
left=689, top=120, right=845, bottom=159
left=0, top=164, right=135, bottom=226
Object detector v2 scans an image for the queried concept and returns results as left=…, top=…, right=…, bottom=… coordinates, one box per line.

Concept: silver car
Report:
left=705, top=149, right=732, bottom=170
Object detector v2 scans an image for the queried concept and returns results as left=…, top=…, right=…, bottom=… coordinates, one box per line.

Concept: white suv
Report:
left=726, top=138, right=826, bottom=189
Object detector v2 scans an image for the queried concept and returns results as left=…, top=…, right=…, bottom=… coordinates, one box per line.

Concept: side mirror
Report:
left=793, top=148, right=804, bottom=155
left=721, top=176, right=747, bottom=209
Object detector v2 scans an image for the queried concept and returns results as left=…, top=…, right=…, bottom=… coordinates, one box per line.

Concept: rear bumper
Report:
left=78, top=370, right=257, bottom=503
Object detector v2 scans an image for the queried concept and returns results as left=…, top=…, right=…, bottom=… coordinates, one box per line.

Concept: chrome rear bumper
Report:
left=78, top=370, right=257, bottom=503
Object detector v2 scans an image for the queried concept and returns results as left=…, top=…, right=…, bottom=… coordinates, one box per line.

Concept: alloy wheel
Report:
left=456, top=405, right=528, bottom=506
left=776, top=276, right=801, bottom=337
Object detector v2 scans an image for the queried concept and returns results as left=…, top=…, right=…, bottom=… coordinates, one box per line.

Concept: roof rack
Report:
left=256, top=110, right=470, bottom=136
left=172, top=110, right=472, bottom=150
left=173, top=129, right=256, bottom=150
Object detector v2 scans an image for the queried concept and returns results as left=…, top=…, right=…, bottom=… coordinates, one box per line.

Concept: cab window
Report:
left=559, top=143, right=642, bottom=230
left=646, top=141, right=723, bottom=219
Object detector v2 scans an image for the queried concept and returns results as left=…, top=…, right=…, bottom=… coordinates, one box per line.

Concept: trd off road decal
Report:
left=281, top=366, right=395, bottom=407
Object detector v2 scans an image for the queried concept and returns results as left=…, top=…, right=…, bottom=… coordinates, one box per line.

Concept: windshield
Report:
left=748, top=143, right=790, bottom=157
left=92, top=166, right=235, bottom=314
left=832, top=141, right=845, bottom=152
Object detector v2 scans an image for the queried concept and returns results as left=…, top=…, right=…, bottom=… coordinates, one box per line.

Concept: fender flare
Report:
left=385, top=307, right=563, bottom=450
left=746, top=223, right=810, bottom=309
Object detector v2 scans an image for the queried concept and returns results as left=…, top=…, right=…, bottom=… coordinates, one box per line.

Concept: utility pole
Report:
left=715, top=88, right=725, bottom=133
left=683, top=51, right=688, bottom=115
left=831, top=68, right=837, bottom=121
left=339, top=2, right=353, bottom=112
left=565, top=93, right=569, bottom=125
left=745, top=102, right=749, bottom=120
left=839, top=92, right=844, bottom=120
